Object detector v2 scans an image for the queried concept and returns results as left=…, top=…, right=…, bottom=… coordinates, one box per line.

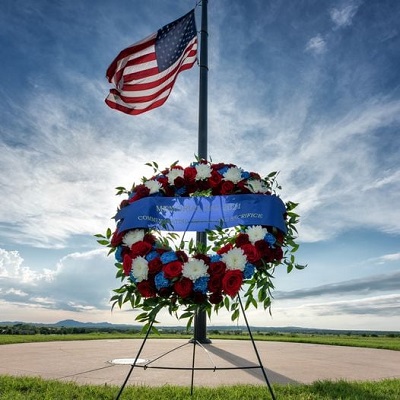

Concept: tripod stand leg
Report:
left=238, top=296, right=277, bottom=400
left=115, top=318, right=155, bottom=400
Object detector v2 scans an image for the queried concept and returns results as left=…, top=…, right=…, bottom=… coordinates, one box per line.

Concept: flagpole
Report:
left=194, top=0, right=210, bottom=344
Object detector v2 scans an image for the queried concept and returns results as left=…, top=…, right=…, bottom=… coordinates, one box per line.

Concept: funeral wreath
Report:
left=96, top=159, right=305, bottom=331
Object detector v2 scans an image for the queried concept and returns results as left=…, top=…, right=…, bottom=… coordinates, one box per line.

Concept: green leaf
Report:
left=179, top=312, right=194, bottom=320
left=231, top=309, right=240, bottom=321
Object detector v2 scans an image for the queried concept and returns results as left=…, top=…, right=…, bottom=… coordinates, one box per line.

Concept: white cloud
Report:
left=305, top=34, right=327, bottom=54
left=330, top=2, right=361, bottom=28
left=0, top=247, right=114, bottom=312
left=371, top=253, right=400, bottom=264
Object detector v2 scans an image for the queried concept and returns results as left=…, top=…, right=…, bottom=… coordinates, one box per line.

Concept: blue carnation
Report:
left=146, top=250, right=159, bottom=262
left=155, top=272, right=170, bottom=290
left=193, top=276, right=210, bottom=294
left=264, top=233, right=276, bottom=246
left=210, top=254, right=222, bottom=262
left=160, top=251, right=178, bottom=264
left=115, top=246, right=123, bottom=262
left=129, top=272, right=137, bottom=284
left=218, top=166, right=229, bottom=175
left=175, top=187, right=186, bottom=196
left=241, top=171, right=250, bottom=179
left=243, top=263, right=255, bottom=279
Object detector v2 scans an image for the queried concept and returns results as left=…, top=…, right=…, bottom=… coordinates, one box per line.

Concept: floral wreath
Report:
left=96, top=159, right=304, bottom=330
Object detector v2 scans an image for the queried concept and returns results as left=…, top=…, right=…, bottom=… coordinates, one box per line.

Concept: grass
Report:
left=1, top=332, right=400, bottom=351
left=0, top=375, right=399, bottom=400
left=1, top=333, right=399, bottom=399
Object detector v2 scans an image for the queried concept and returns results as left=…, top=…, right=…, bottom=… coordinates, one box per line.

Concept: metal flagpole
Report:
left=193, top=0, right=211, bottom=344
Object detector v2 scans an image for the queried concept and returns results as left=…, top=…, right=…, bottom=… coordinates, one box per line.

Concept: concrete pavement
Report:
left=1, top=339, right=399, bottom=388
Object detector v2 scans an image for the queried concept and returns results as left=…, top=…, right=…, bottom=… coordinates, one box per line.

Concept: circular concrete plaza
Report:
left=1, top=339, right=399, bottom=387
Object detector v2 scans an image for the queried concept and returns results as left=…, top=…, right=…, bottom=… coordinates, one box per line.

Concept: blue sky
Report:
left=0, top=0, right=399, bottom=331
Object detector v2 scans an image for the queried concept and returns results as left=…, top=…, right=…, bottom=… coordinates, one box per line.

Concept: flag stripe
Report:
left=105, top=9, right=197, bottom=115
left=108, top=50, right=197, bottom=109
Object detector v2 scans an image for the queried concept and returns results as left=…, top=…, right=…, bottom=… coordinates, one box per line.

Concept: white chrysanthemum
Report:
left=122, top=229, right=145, bottom=247
left=221, top=248, right=247, bottom=271
left=245, top=179, right=268, bottom=194
left=131, top=256, right=149, bottom=282
left=144, top=179, right=162, bottom=194
left=167, top=168, right=184, bottom=184
left=182, top=259, right=209, bottom=281
left=246, top=225, right=268, bottom=244
left=223, top=167, right=243, bottom=183
left=195, top=164, right=212, bottom=180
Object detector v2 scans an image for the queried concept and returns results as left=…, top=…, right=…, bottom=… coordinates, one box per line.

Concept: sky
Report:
left=0, top=0, right=399, bottom=332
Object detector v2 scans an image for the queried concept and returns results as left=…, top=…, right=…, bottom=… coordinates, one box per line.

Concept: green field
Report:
left=1, top=331, right=400, bottom=350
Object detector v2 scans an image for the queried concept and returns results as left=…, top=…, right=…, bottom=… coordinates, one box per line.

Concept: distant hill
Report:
left=53, top=319, right=134, bottom=329
left=0, top=319, right=398, bottom=335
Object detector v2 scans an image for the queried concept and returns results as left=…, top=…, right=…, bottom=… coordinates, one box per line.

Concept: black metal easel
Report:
left=115, top=296, right=277, bottom=400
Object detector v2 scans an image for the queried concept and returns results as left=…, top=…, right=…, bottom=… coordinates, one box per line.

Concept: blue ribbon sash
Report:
left=115, top=194, right=287, bottom=233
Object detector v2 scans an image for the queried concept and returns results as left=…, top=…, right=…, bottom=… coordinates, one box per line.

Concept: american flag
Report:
left=105, top=10, right=198, bottom=115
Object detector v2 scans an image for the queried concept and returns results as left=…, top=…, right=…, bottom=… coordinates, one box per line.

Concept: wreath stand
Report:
left=115, top=296, right=277, bottom=400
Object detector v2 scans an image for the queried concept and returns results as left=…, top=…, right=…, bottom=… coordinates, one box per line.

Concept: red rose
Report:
left=175, top=250, right=188, bottom=263
left=123, top=254, right=132, bottom=276
left=211, top=162, right=226, bottom=170
left=148, top=257, right=162, bottom=275
left=184, top=166, right=197, bottom=183
left=208, top=274, right=222, bottom=293
left=209, top=292, right=223, bottom=304
left=193, top=292, right=207, bottom=304
left=197, top=180, right=210, bottom=191
left=163, top=261, right=183, bottom=279
left=164, top=186, right=175, bottom=197
left=273, top=246, right=283, bottom=261
left=237, top=180, right=251, bottom=193
left=249, top=172, right=261, bottom=180
left=208, top=261, right=226, bottom=277
left=217, top=243, right=233, bottom=255
left=137, top=280, right=156, bottom=298
left=222, top=270, right=243, bottom=297
left=220, top=181, right=235, bottom=195
left=110, top=229, right=124, bottom=247
left=174, top=176, right=185, bottom=188
left=174, top=278, right=193, bottom=298
left=156, top=176, right=169, bottom=188
left=129, top=185, right=150, bottom=202
left=208, top=170, right=222, bottom=188
left=241, top=243, right=261, bottom=263
left=194, top=253, right=211, bottom=264
left=159, top=287, right=172, bottom=298
left=119, top=199, right=130, bottom=209
left=130, top=241, right=152, bottom=258
left=235, top=233, right=250, bottom=247
left=185, top=183, right=198, bottom=194
left=143, top=233, right=156, bottom=245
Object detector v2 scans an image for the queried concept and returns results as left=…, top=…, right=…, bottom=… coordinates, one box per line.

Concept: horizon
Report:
left=2, top=318, right=399, bottom=333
